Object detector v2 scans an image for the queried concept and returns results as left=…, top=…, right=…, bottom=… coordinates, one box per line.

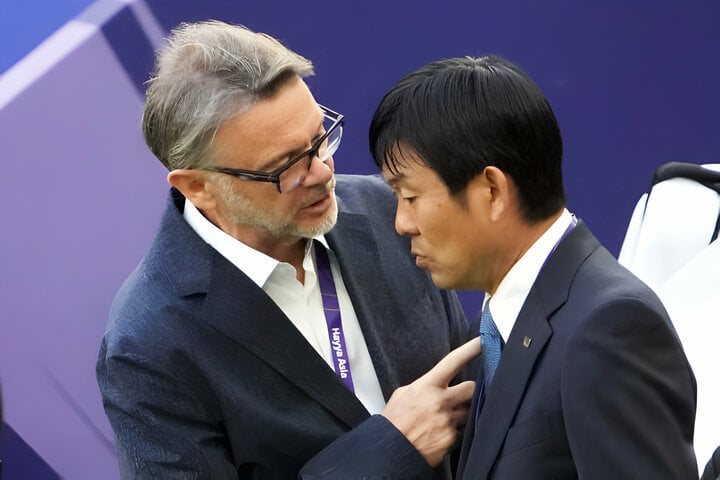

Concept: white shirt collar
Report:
left=484, top=209, right=575, bottom=340
left=183, top=198, right=329, bottom=287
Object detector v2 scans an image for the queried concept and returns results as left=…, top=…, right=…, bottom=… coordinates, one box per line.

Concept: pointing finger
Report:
left=421, top=338, right=481, bottom=387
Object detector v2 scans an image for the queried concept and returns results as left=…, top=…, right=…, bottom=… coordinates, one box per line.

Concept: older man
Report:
left=97, top=20, right=476, bottom=479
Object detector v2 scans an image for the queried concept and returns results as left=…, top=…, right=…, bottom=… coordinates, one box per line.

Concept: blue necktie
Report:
left=479, top=303, right=503, bottom=386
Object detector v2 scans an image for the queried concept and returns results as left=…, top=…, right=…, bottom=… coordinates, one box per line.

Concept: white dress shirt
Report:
left=183, top=199, right=386, bottom=414
left=484, top=209, right=576, bottom=341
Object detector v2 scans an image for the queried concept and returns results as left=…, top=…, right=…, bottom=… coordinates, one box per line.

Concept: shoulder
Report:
left=542, top=226, right=679, bottom=346
left=574, top=245, right=668, bottom=317
left=103, top=249, right=210, bottom=361
left=557, top=249, right=692, bottom=378
left=104, top=267, right=183, bottom=351
left=105, top=190, right=215, bottom=340
left=335, top=174, right=395, bottom=212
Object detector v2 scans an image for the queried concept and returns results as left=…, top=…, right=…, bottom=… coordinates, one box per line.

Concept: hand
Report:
left=381, top=338, right=480, bottom=467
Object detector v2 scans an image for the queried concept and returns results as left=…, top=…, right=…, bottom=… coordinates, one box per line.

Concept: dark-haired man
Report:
left=367, top=55, right=697, bottom=479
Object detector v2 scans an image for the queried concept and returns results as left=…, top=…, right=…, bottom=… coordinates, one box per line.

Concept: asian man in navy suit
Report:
left=365, top=55, right=698, bottom=479
left=96, top=20, right=479, bottom=479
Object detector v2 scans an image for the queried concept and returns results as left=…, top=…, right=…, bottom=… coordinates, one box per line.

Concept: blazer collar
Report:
left=459, top=222, right=600, bottom=477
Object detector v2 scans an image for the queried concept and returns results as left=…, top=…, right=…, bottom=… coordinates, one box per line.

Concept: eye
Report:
left=390, top=185, right=417, bottom=204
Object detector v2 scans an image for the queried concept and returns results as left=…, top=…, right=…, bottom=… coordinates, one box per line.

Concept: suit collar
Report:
left=459, top=222, right=600, bottom=477
left=148, top=189, right=212, bottom=297
left=532, top=221, right=599, bottom=315
left=488, top=209, right=575, bottom=340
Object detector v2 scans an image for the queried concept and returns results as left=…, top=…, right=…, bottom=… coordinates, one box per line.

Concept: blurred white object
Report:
left=619, top=162, right=720, bottom=471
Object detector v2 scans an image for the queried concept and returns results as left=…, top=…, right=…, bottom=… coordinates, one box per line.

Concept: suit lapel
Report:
left=160, top=190, right=369, bottom=429
left=459, top=222, right=599, bottom=478
left=200, top=257, right=370, bottom=428
left=461, top=293, right=553, bottom=477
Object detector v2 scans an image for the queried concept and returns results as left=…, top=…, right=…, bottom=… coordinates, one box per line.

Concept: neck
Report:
left=486, top=209, right=564, bottom=294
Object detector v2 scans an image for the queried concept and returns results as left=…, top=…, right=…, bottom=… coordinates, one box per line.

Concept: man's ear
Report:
left=167, top=169, right=216, bottom=211
left=468, top=166, right=512, bottom=222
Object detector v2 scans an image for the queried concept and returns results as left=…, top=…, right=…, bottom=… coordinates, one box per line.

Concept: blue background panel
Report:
left=1, top=1, right=719, bottom=478
left=0, top=0, right=95, bottom=73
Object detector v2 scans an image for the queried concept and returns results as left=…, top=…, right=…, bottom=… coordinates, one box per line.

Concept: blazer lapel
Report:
left=459, top=222, right=598, bottom=478
left=161, top=190, right=369, bottom=429
left=461, top=293, right=553, bottom=477
left=326, top=210, right=401, bottom=398
left=201, top=253, right=370, bottom=428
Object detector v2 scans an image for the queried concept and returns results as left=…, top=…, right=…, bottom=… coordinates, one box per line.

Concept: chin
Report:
left=428, top=271, right=460, bottom=290
left=299, top=201, right=338, bottom=238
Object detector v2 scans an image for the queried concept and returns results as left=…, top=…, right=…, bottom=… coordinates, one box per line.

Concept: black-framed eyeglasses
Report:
left=202, top=104, right=344, bottom=193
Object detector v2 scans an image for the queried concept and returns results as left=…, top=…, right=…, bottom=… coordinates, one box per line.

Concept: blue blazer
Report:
left=701, top=446, right=720, bottom=480
left=457, top=222, right=697, bottom=479
left=97, top=175, right=468, bottom=479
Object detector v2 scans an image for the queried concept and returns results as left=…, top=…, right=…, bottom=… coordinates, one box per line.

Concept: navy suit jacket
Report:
left=701, top=446, right=720, bottom=480
left=97, top=175, right=468, bottom=479
left=457, top=222, right=697, bottom=479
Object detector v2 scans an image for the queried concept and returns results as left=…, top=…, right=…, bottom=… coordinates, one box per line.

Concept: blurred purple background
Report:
left=1, top=1, right=718, bottom=478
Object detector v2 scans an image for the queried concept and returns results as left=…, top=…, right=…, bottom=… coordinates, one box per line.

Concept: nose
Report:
left=303, top=153, right=334, bottom=187
left=394, top=201, right=419, bottom=236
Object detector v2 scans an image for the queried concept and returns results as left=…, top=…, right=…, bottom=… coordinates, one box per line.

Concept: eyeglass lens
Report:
left=278, top=115, right=343, bottom=192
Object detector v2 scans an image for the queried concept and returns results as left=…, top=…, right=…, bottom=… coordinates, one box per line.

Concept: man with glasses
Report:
left=97, top=20, right=475, bottom=479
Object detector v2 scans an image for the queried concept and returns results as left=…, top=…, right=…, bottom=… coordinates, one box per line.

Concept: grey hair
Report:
left=142, top=20, right=314, bottom=170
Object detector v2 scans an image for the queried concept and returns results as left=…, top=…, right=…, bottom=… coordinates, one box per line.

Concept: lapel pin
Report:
left=523, top=336, right=532, bottom=348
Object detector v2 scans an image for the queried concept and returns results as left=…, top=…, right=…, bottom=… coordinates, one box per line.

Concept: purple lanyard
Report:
left=314, top=243, right=355, bottom=392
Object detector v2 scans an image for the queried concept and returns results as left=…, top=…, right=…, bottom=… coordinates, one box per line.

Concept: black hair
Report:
left=369, top=55, right=565, bottom=222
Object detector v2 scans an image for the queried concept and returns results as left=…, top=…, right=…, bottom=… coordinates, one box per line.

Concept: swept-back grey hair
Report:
left=142, top=20, right=314, bottom=170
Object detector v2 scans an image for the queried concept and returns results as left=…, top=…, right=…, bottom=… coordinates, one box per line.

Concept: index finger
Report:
left=420, top=337, right=481, bottom=387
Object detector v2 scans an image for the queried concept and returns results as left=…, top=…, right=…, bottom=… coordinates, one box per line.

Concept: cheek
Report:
left=426, top=208, right=477, bottom=265
left=421, top=203, right=462, bottom=240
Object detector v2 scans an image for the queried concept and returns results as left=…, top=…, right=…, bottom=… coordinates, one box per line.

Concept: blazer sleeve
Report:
left=298, top=415, right=438, bottom=480
left=96, top=336, right=238, bottom=480
left=561, top=297, right=697, bottom=479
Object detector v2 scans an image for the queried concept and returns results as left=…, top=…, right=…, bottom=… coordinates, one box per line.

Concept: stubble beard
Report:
left=218, top=177, right=338, bottom=240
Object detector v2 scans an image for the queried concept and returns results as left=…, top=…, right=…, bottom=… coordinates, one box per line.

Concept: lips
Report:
left=411, top=249, right=429, bottom=268
left=301, top=177, right=335, bottom=207
left=303, top=191, right=332, bottom=210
